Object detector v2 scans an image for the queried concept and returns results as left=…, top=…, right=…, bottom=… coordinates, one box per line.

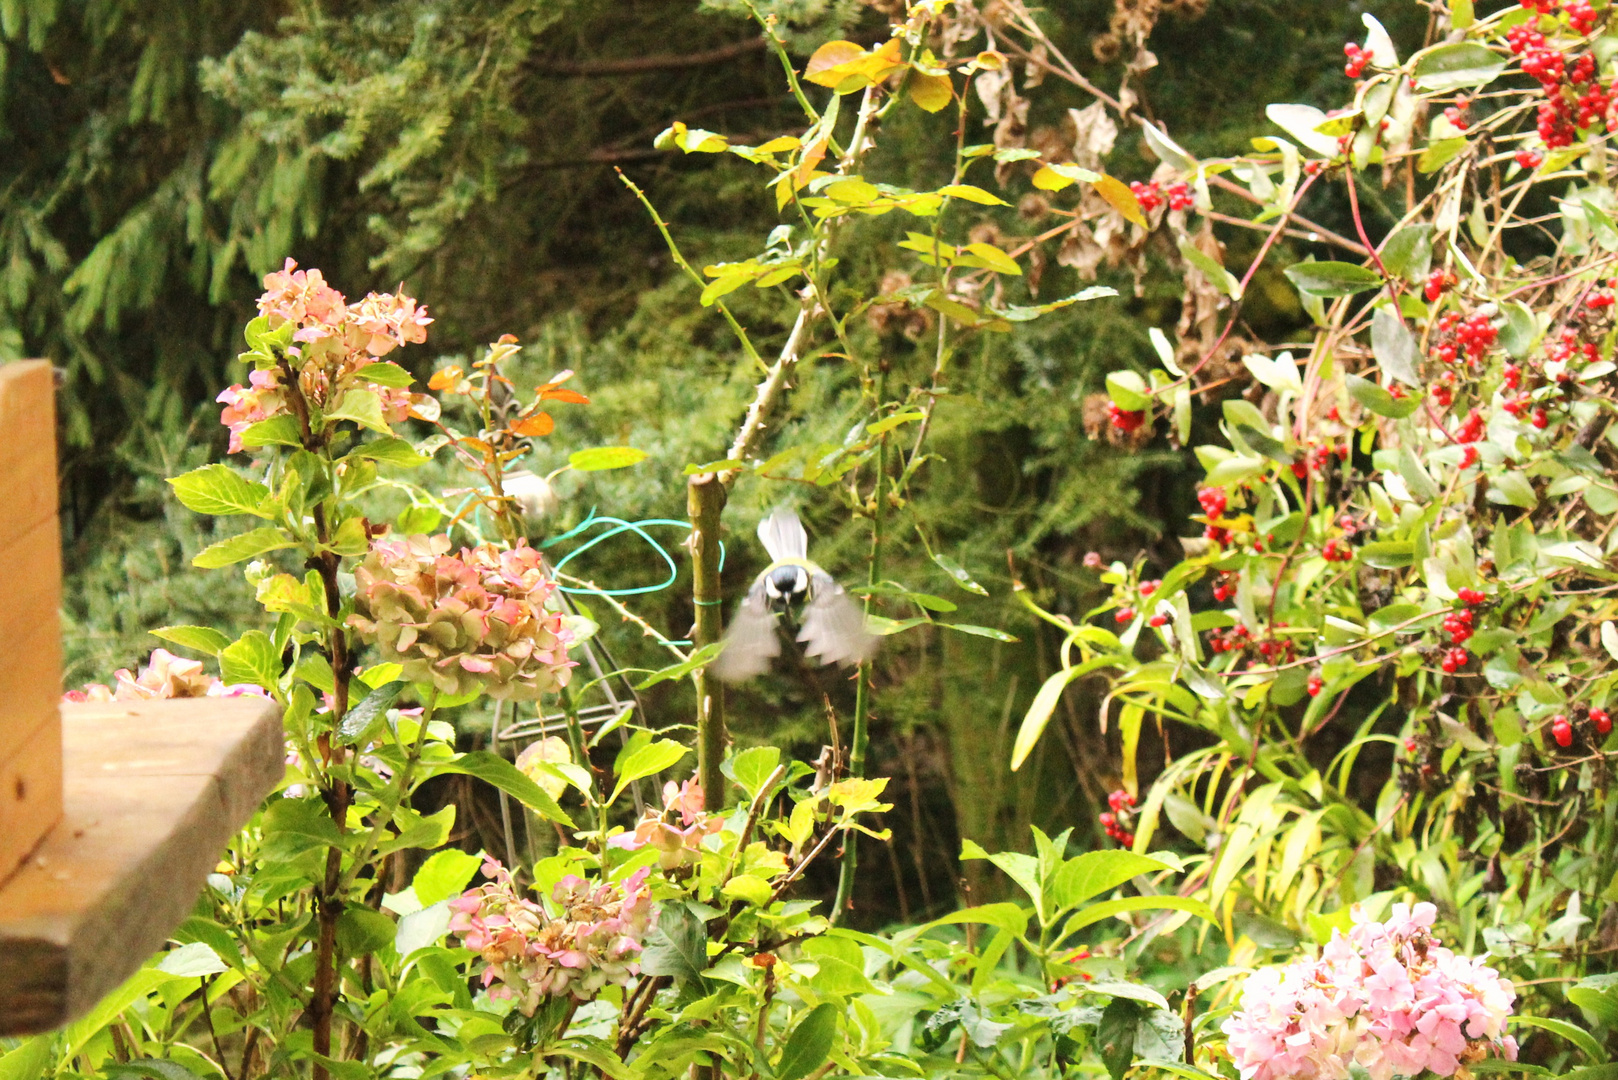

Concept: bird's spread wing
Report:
left=757, top=507, right=809, bottom=563
left=798, top=569, right=878, bottom=668
left=711, top=576, right=782, bottom=682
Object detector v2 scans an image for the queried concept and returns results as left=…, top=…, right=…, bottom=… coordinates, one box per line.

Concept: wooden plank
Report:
left=0, top=362, right=58, bottom=552
left=0, top=717, right=64, bottom=884
left=0, top=360, right=60, bottom=885
left=0, top=696, right=283, bottom=1034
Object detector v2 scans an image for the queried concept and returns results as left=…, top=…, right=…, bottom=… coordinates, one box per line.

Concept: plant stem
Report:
left=833, top=366, right=889, bottom=920
left=689, top=473, right=728, bottom=809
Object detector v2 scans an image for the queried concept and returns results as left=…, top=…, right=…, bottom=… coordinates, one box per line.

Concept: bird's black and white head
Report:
left=763, top=563, right=810, bottom=610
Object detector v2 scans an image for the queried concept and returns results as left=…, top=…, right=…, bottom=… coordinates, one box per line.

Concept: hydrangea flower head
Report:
left=348, top=536, right=577, bottom=700
left=607, top=777, right=722, bottom=869
left=448, top=857, right=655, bottom=1015
left=63, top=648, right=269, bottom=702
left=1222, top=902, right=1516, bottom=1080
left=216, top=260, right=439, bottom=452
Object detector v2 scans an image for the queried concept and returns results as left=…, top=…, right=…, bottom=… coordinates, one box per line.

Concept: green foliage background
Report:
left=3, top=0, right=1406, bottom=926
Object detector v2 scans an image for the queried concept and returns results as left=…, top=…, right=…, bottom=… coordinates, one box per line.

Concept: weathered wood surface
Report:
left=0, top=360, right=62, bottom=883
left=0, top=696, right=284, bottom=1034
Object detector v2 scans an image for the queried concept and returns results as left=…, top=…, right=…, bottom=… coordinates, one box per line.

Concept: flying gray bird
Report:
left=709, top=508, right=879, bottom=682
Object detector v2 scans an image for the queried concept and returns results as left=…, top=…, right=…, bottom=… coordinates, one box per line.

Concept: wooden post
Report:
left=688, top=474, right=727, bottom=809
left=0, top=362, right=62, bottom=884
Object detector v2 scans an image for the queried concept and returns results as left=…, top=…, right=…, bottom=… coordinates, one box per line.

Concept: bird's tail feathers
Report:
left=757, top=507, right=809, bottom=562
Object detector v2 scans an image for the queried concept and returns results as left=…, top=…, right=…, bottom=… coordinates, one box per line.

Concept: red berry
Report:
left=1458, top=587, right=1486, bottom=606
left=1139, top=579, right=1159, bottom=597
left=1441, top=646, right=1471, bottom=674
left=1403, top=737, right=1418, bottom=753
left=1149, top=613, right=1169, bottom=628
left=1307, top=674, right=1324, bottom=697
left=1099, top=811, right=1116, bottom=829
left=1516, top=150, right=1545, bottom=170
left=1198, top=486, right=1227, bottom=518
left=1108, top=403, right=1147, bottom=431
left=1531, top=408, right=1550, bottom=429
left=1552, top=715, right=1573, bottom=748
left=1594, top=708, right=1612, bottom=735
left=1115, top=606, right=1136, bottom=623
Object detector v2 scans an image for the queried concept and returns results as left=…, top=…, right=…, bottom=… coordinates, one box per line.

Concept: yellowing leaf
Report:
left=825, top=177, right=881, bottom=204
left=1094, top=174, right=1147, bottom=228
left=963, top=242, right=1021, bottom=275
left=937, top=183, right=1007, bottom=206
left=1033, top=165, right=1076, bottom=191
left=512, top=412, right=554, bottom=437
left=805, top=40, right=865, bottom=87
left=794, top=138, right=829, bottom=190
left=753, top=136, right=802, bottom=154
left=909, top=70, right=953, bottom=113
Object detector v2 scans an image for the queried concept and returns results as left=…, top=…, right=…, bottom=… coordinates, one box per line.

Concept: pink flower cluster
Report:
left=63, top=648, right=268, bottom=703
left=216, top=259, right=438, bottom=452
left=448, top=857, right=656, bottom=1014
left=348, top=535, right=577, bottom=700
left=608, top=777, right=722, bottom=870
left=1223, top=903, right=1517, bottom=1080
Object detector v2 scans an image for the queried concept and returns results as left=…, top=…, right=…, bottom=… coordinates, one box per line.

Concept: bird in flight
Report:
left=709, top=508, right=878, bottom=682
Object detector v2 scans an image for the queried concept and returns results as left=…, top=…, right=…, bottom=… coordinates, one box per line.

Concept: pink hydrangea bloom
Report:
left=217, top=260, right=440, bottom=453
left=63, top=649, right=268, bottom=702
left=1222, top=903, right=1517, bottom=1080
left=348, top=536, right=577, bottom=700
left=607, top=777, right=722, bottom=869
left=447, top=857, right=655, bottom=1015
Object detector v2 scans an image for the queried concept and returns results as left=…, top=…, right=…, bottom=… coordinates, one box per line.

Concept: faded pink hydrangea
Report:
left=608, top=777, right=722, bottom=870
left=348, top=535, right=576, bottom=700
left=448, top=857, right=655, bottom=1014
left=1222, top=902, right=1517, bottom=1080
left=63, top=648, right=269, bottom=703
left=215, top=259, right=439, bottom=453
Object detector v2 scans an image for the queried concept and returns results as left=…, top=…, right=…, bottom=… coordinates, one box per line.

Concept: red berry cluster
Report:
left=1458, top=587, right=1487, bottom=606
left=1211, top=572, right=1236, bottom=603
left=1440, top=646, right=1471, bottom=674
left=1208, top=624, right=1251, bottom=653
left=1442, top=607, right=1474, bottom=646
left=1108, top=402, right=1146, bottom=431
left=1343, top=42, right=1371, bottom=79
left=1424, top=270, right=1456, bottom=303
left=1443, top=102, right=1471, bottom=132
left=1547, top=326, right=1604, bottom=366
left=1508, top=15, right=1614, bottom=150
left=1322, top=537, right=1354, bottom=562
left=1430, top=310, right=1498, bottom=366
left=1197, top=486, right=1228, bottom=518
left=1130, top=180, right=1194, bottom=213
left=1455, top=408, right=1486, bottom=443
left=1552, top=712, right=1573, bottom=747
left=1516, top=149, right=1545, bottom=170
left=1289, top=442, right=1345, bottom=480
left=1100, top=789, right=1136, bottom=846
left=1254, top=631, right=1298, bottom=664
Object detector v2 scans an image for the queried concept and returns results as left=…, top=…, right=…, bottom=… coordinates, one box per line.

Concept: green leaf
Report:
left=1359, top=542, right=1414, bottom=570
left=1284, top=261, right=1383, bottom=298
left=1060, top=894, right=1219, bottom=935
left=1012, top=657, right=1122, bottom=770
left=155, top=942, right=228, bottom=977
left=220, top=630, right=281, bottom=692
left=638, top=900, right=709, bottom=986
left=634, top=642, right=724, bottom=690
left=337, top=907, right=397, bottom=957
left=1098, top=998, right=1142, bottom=1080
left=1418, top=138, right=1469, bottom=174
left=1510, top=1015, right=1604, bottom=1063
left=0, top=1036, right=55, bottom=1080
left=1050, top=850, right=1172, bottom=911
left=1106, top=370, right=1151, bottom=411
left=193, top=527, right=297, bottom=569
left=776, top=1003, right=839, bottom=1080
left=1345, top=374, right=1420, bottom=419
left=611, top=738, right=691, bottom=805
left=944, top=623, right=1019, bottom=642
left=1223, top=399, right=1292, bottom=463
left=327, top=389, right=391, bottom=433
left=350, top=437, right=428, bottom=468
left=103, top=1063, right=207, bottom=1080
left=1139, top=120, right=1196, bottom=172
left=169, top=464, right=271, bottom=518
left=352, top=361, right=415, bottom=388
left=922, top=902, right=1030, bottom=937
left=1371, top=307, right=1421, bottom=387
left=1381, top=224, right=1433, bottom=281
left=1179, top=241, right=1242, bottom=299
left=569, top=446, right=650, bottom=472
left=413, top=849, right=484, bottom=906
left=727, top=746, right=782, bottom=802
left=1487, top=472, right=1538, bottom=510
left=1414, top=42, right=1508, bottom=92
left=240, top=414, right=303, bottom=449
left=934, top=553, right=989, bottom=596
left=337, top=682, right=402, bottom=746
left=1500, top=301, right=1539, bottom=359
left=150, top=625, right=232, bottom=657
left=437, top=751, right=573, bottom=825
